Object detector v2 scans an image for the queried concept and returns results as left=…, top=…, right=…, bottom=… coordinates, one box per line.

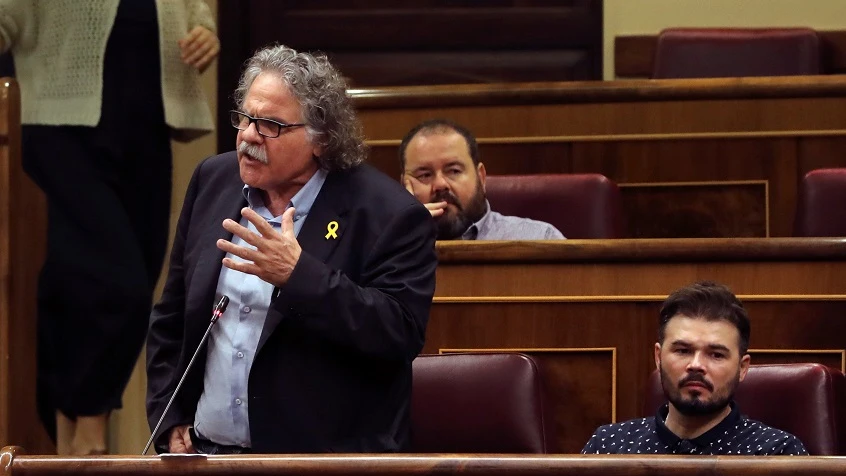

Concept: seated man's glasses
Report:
left=229, top=110, right=306, bottom=138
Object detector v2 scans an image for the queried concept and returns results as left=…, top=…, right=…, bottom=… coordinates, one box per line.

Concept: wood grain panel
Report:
left=358, top=97, right=846, bottom=140
left=435, top=261, right=846, bottom=297
left=571, top=137, right=797, bottom=236
left=618, top=181, right=767, bottom=238
left=439, top=348, right=615, bottom=453
left=373, top=142, right=576, bottom=179
left=614, top=35, right=655, bottom=78
left=748, top=350, right=845, bottom=372
left=217, top=1, right=603, bottom=150
left=425, top=302, right=651, bottom=453
left=425, top=299, right=846, bottom=453
left=372, top=134, right=816, bottom=238
left=330, top=51, right=594, bottom=88
left=354, top=79, right=846, bottom=238
left=798, top=136, right=846, bottom=178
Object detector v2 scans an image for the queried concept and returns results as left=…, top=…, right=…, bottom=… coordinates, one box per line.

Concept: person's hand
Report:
left=168, top=425, right=195, bottom=453
left=178, top=26, right=220, bottom=73
left=217, top=207, right=301, bottom=287
left=404, top=177, right=447, bottom=218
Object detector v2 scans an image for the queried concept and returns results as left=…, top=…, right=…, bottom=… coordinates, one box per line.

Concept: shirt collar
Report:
left=461, top=200, right=492, bottom=240
left=655, top=401, right=741, bottom=449
left=242, top=168, right=328, bottom=223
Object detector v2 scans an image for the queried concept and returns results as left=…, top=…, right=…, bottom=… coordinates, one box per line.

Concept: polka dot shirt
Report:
left=581, top=402, right=808, bottom=455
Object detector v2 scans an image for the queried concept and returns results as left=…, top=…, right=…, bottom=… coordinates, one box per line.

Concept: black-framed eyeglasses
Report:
left=229, top=110, right=306, bottom=138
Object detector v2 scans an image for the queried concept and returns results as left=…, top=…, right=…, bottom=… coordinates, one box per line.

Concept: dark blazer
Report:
left=146, top=152, right=437, bottom=453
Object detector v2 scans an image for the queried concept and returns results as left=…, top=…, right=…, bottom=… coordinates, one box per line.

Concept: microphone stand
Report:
left=142, top=295, right=230, bottom=455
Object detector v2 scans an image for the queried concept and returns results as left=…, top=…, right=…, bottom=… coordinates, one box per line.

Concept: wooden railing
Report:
left=2, top=446, right=845, bottom=476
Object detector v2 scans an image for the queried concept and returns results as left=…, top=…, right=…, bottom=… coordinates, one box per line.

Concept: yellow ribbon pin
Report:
left=325, top=221, right=339, bottom=239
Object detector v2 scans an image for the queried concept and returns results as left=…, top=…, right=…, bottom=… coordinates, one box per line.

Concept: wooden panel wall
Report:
left=0, top=79, right=51, bottom=453
left=355, top=77, right=846, bottom=238
left=216, top=0, right=604, bottom=152
left=427, top=239, right=846, bottom=453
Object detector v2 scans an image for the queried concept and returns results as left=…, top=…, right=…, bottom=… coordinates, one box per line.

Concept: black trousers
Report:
left=22, top=0, right=171, bottom=439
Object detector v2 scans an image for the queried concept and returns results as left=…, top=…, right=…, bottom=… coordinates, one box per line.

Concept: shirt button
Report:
left=235, top=398, right=242, bottom=405
left=243, top=306, right=251, bottom=313
left=237, top=352, right=244, bottom=358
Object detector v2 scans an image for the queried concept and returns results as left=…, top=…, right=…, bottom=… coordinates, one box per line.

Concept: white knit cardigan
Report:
left=0, top=0, right=215, bottom=141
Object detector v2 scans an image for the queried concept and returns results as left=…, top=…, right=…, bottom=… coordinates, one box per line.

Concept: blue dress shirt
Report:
left=193, top=169, right=328, bottom=447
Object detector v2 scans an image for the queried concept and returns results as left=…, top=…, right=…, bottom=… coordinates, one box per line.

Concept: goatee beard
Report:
left=659, top=363, right=738, bottom=417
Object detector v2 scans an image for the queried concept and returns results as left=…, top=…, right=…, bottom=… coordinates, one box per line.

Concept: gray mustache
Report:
left=238, top=141, right=268, bottom=164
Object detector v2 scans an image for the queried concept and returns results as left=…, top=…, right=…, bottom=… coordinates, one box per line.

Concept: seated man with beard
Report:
left=400, top=119, right=564, bottom=240
left=582, top=281, right=807, bottom=456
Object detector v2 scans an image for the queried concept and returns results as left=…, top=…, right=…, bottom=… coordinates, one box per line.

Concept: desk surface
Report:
left=436, top=237, right=846, bottom=262
left=3, top=447, right=845, bottom=476
left=351, top=75, right=846, bottom=109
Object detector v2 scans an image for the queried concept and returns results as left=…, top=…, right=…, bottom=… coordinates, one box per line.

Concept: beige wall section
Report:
left=110, top=0, right=219, bottom=455
left=604, top=0, right=846, bottom=79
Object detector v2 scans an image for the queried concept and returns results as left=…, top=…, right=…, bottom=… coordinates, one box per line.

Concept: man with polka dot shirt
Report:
left=582, top=281, right=807, bottom=456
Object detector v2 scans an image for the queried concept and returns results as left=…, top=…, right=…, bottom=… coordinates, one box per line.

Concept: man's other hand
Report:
left=168, top=425, right=195, bottom=453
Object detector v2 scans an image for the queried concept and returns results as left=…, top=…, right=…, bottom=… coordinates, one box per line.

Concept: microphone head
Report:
left=217, top=295, right=230, bottom=313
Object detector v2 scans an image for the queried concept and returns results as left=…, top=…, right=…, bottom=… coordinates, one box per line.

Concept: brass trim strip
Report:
left=433, top=295, right=846, bottom=303
left=367, top=129, right=846, bottom=146
left=440, top=347, right=618, bottom=353
left=618, top=180, right=767, bottom=188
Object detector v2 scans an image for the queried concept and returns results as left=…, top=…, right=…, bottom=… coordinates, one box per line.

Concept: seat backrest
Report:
left=484, top=173, right=624, bottom=239
left=653, top=27, right=821, bottom=79
left=794, top=168, right=846, bottom=237
left=643, top=363, right=846, bottom=455
left=411, top=353, right=553, bottom=453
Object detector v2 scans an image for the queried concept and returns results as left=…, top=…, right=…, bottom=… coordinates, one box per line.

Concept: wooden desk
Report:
left=2, top=447, right=845, bottom=475
left=350, top=76, right=846, bottom=238
left=426, top=238, right=846, bottom=453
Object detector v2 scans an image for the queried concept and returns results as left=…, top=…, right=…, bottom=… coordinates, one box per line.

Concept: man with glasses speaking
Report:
left=146, top=45, right=437, bottom=454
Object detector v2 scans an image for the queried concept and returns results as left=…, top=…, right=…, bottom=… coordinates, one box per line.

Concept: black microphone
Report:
left=142, top=295, right=230, bottom=455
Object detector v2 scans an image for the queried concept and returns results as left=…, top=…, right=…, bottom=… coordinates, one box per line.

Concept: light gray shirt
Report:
left=461, top=201, right=565, bottom=240
left=193, top=168, right=328, bottom=447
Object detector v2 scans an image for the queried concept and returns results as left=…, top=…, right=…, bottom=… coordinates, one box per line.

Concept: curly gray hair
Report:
left=233, top=44, right=366, bottom=171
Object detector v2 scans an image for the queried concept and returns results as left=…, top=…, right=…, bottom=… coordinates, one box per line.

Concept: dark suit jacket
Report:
left=146, top=152, right=437, bottom=453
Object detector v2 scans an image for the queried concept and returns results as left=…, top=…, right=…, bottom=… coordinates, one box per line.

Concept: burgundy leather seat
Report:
left=643, top=363, right=846, bottom=455
left=794, top=168, right=846, bottom=237
left=411, top=353, right=554, bottom=453
left=484, top=173, right=624, bottom=239
left=652, top=27, right=821, bottom=79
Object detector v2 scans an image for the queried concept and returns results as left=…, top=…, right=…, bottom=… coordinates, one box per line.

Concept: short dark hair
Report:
left=658, top=281, right=751, bottom=355
left=398, top=119, right=480, bottom=172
